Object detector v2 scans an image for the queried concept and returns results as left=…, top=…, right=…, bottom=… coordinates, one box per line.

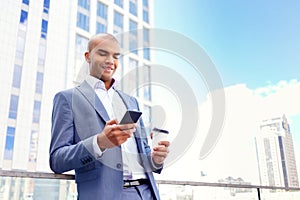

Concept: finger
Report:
left=152, top=151, right=168, bottom=159
left=106, top=119, right=118, bottom=126
left=158, top=141, right=170, bottom=147
left=118, top=123, right=137, bottom=131
left=153, top=145, right=169, bottom=152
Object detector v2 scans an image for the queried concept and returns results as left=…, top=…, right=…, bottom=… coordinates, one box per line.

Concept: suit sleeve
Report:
left=49, top=91, right=96, bottom=174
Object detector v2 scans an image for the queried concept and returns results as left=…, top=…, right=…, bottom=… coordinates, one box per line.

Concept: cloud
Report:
left=254, top=79, right=300, bottom=117
left=159, top=79, right=300, bottom=183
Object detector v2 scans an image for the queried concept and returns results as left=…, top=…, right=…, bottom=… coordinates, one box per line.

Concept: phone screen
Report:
left=119, top=110, right=142, bottom=124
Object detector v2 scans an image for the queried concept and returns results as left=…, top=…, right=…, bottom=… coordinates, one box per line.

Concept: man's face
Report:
left=86, top=37, right=120, bottom=82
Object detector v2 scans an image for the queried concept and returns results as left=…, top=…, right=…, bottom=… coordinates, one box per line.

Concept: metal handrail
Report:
left=155, top=179, right=300, bottom=191
left=1, top=169, right=299, bottom=191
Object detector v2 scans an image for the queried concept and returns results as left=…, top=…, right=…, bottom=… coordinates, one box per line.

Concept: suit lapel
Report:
left=76, top=81, right=110, bottom=122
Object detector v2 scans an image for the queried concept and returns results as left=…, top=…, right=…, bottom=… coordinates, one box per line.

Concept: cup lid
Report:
left=152, top=127, right=169, bottom=134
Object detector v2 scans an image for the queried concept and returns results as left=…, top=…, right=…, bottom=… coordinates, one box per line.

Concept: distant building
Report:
left=218, top=176, right=252, bottom=196
left=255, top=114, right=299, bottom=188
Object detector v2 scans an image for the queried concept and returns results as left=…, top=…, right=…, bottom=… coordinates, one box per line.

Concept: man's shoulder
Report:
left=53, top=87, right=79, bottom=102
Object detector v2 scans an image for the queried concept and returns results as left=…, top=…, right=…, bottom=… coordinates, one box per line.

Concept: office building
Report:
left=0, top=0, right=153, bottom=199
left=255, top=115, right=299, bottom=188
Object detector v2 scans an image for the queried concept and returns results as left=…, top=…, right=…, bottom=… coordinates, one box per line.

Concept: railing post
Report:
left=257, top=187, right=261, bottom=200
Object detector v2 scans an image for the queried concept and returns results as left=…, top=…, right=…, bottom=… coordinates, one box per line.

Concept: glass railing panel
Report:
left=0, top=176, right=77, bottom=200
left=158, top=184, right=258, bottom=200
left=259, top=189, right=300, bottom=200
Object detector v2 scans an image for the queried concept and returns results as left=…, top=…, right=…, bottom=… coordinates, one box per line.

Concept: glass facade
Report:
left=41, top=19, right=48, bottom=39
left=77, top=0, right=90, bottom=31
left=129, top=0, right=137, bottom=16
left=97, top=1, right=107, bottom=18
left=129, top=20, right=138, bottom=54
left=96, top=2, right=108, bottom=33
left=4, top=127, right=16, bottom=160
left=143, top=65, right=151, bottom=101
left=114, top=0, right=123, bottom=8
left=114, top=11, right=123, bottom=28
left=43, top=0, right=50, bottom=14
left=12, top=65, right=22, bottom=88
left=113, top=11, right=123, bottom=34
left=8, top=95, right=19, bottom=119
left=143, top=0, right=149, bottom=23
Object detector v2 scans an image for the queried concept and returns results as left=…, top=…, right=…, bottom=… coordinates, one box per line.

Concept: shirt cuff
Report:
left=151, top=157, right=163, bottom=170
left=93, top=135, right=105, bottom=159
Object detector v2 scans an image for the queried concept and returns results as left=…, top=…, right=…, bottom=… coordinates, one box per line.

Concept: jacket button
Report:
left=116, top=163, right=122, bottom=169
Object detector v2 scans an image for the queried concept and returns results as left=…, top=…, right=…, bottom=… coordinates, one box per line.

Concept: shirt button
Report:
left=116, top=163, right=122, bottom=169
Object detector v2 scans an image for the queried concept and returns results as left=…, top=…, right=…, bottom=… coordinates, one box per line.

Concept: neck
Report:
left=103, top=79, right=114, bottom=90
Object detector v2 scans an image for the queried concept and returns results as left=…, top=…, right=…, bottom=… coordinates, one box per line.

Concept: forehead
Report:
left=90, top=37, right=120, bottom=52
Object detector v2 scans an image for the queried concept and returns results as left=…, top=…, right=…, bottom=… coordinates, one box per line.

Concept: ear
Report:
left=84, top=52, right=90, bottom=63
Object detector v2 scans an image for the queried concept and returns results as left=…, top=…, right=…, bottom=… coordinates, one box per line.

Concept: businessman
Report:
left=49, top=33, right=169, bottom=199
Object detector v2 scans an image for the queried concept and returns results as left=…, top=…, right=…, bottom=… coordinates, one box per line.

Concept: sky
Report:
left=151, top=0, right=300, bottom=184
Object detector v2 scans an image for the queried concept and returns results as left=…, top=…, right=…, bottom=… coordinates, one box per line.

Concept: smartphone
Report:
left=119, top=110, right=142, bottom=124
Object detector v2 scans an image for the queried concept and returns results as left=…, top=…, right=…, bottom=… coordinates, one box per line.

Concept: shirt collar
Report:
left=85, top=75, right=118, bottom=91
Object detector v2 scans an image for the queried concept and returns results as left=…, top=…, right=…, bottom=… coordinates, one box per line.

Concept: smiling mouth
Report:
left=102, top=66, right=114, bottom=71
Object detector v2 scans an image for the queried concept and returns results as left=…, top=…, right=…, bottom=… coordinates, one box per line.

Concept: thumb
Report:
left=106, top=119, right=118, bottom=126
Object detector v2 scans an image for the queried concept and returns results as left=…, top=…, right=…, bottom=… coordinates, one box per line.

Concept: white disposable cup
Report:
left=152, top=127, right=169, bottom=148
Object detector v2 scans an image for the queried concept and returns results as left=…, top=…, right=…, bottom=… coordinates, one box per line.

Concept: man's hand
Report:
left=97, top=119, right=137, bottom=151
left=152, top=141, right=170, bottom=165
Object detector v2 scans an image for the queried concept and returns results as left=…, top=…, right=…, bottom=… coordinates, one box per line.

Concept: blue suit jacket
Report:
left=49, top=81, right=162, bottom=199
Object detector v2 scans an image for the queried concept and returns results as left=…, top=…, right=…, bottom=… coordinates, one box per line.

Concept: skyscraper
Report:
left=0, top=0, right=153, bottom=172
left=255, top=114, right=299, bottom=188
left=0, top=1, right=153, bottom=198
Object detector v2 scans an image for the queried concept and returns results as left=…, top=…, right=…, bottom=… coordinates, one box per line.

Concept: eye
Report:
left=99, top=52, right=107, bottom=56
left=113, top=54, right=120, bottom=59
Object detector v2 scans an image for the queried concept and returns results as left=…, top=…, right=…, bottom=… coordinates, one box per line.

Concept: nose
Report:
left=105, top=55, right=114, bottom=64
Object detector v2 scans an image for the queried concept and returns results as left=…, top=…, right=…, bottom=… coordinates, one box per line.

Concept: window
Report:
left=43, top=0, right=50, bottom=13
left=96, top=22, right=107, bottom=33
left=114, top=0, right=123, bottom=8
left=20, top=10, right=28, bottom=24
left=32, top=101, right=41, bottom=123
left=129, top=20, right=138, bottom=54
left=29, top=131, right=38, bottom=162
left=35, top=72, right=44, bottom=94
left=129, top=0, right=137, bottom=16
left=143, top=65, right=151, bottom=100
left=12, top=64, right=22, bottom=88
left=75, top=34, right=88, bottom=59
left=143, top=10, right=149, bottom=23
left=77, top=12, right=90, bottom=31
left=97, top=2, right=107, bottom=19
left=143, top=0, right=148, bottom=7
left=128, top=58, right=138, bottom=96
left=8, top=95, right=19, bottom=119
left=130, top=20, right=138, bottom=33
left=41, top=19, right=48, bottom=39
left=143, top=28, right=149, bottom=43
left=143, top=48, right=150, bottom=60
left=143, top=28, right=150, bottom=59
left=143, top=105, right=151, bottom=132
left=4, top=127, right=16, bottom=160
left=38, top=43, right=46, bottom=65
left=114, top=11, right=123, bottom=28
left=15, top=35, right=26, bottom=59
left=78, top=0, right=90, bottom=10
left=22, top=0, right=29, bottom=5
left=142, top=0, right=149, bottom=23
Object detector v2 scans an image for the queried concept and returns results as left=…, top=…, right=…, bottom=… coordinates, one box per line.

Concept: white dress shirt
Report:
left=85, top=75, right=146, bottom=180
